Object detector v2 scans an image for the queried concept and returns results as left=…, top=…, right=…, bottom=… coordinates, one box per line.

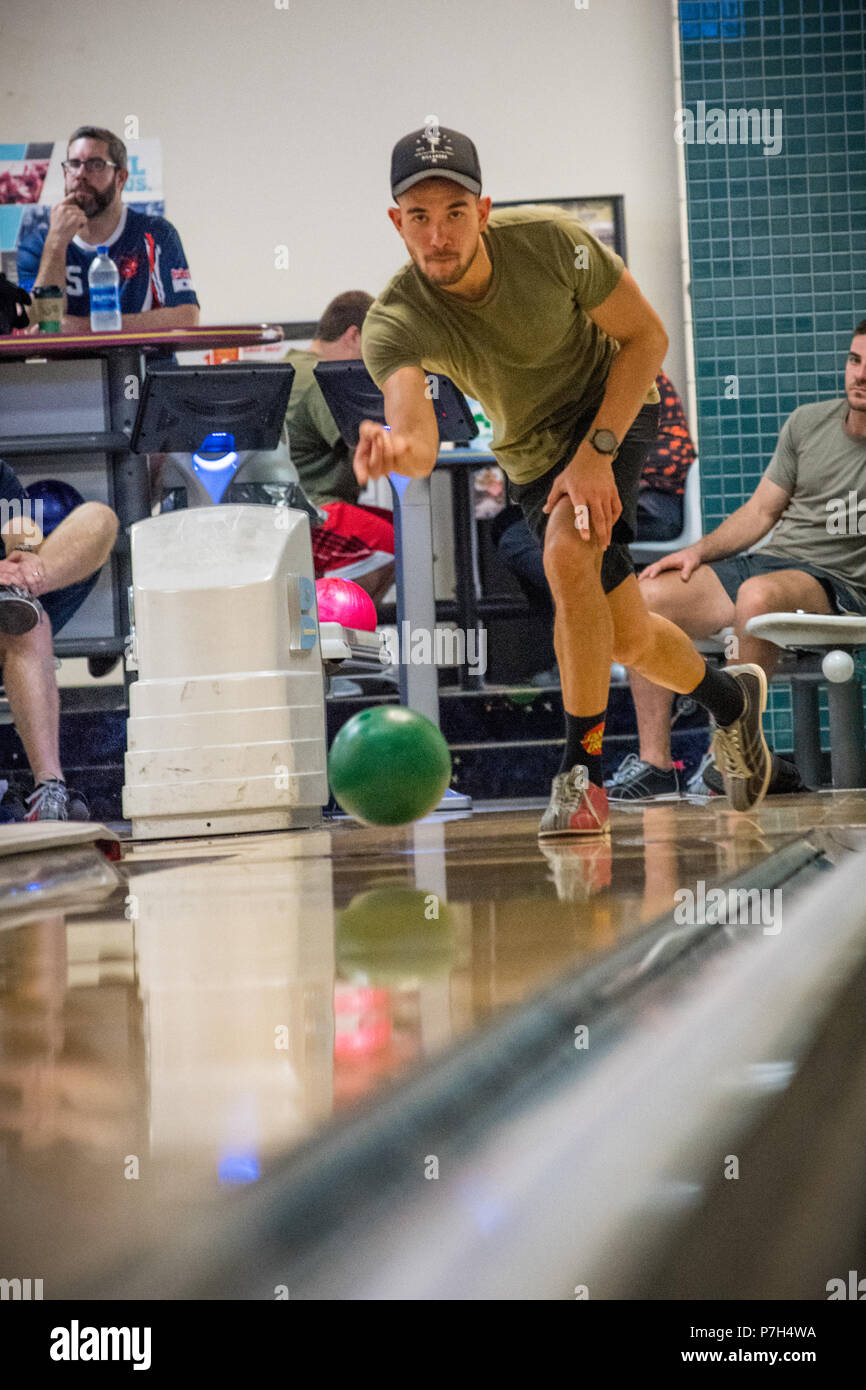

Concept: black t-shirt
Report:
left=0, top=458, right=30, bottom=560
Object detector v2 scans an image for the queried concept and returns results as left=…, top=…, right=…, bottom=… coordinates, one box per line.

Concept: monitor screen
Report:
left=130, top=363, right=295, bottom=454
left=313, top=359, right=477, bottom=447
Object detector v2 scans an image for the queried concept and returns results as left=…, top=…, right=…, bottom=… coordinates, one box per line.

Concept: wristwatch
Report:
left=588, top=428, right=620, bottom=457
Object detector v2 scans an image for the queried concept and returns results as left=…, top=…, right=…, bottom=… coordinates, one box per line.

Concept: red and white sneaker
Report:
left=538, top=766, right=610, bottom=837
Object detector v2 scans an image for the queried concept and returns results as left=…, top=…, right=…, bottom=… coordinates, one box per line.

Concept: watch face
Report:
left=592, top=429, right=618, bottom=453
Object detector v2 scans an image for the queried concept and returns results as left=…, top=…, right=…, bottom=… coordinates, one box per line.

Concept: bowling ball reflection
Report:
left=336, top=886, right=454, bottom=983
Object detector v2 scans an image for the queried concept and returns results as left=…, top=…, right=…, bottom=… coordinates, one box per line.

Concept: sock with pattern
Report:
left=558, top=712, right=606, bottom=786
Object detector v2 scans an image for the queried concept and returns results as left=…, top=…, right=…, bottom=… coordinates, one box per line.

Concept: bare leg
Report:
left=628, top=669, right=681, bottom=769
left=621, top=566, right=736, bottom=766
left=542, top=502, right=610, bottom=713
left=1, top=503, right=117, bottom=786
left=0, top=616, right=62, bottom=782
left=30, top=502, right=118, bottom=593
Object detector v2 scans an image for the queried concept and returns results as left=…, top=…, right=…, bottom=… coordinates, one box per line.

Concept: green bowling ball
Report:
left=337, top=886, right=454, bottom=982
left=328, top=705, right=452, bottom=826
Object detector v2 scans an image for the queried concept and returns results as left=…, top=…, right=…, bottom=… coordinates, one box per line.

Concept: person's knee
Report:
left=636, top=572, right=679, bottom=617
left=80, top=501, right=119, bottom=544
left=0, top=611, right=54, bottom=663
left=734, top=574, right=787, bottom=622
left=542, top=526, right=601, bottom=600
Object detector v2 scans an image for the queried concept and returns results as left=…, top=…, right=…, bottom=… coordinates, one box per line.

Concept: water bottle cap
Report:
left=96, top=246, right=109, bottom=254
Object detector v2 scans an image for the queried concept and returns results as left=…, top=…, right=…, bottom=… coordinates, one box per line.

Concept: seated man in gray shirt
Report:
left=607, top=318, right=866, bottom=800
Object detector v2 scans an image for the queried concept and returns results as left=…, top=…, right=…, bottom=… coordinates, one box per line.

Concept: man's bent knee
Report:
left=60, top=501, right=119, bottom=542
left=734, top=571, right=832, bottom=621
left=543, top=523, right=602, bottom=595
left=81, top=501, right=119, bottom=540
left=637, top=571, right=684, bottom=618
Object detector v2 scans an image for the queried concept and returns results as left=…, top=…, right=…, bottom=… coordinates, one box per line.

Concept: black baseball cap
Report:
left=390, top=126, right=482, bottom=200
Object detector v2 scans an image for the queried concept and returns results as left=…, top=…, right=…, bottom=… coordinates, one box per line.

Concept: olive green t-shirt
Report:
left=283, top=347, right=360, bottom=506
left=763, top=398, right=866, bottom=602
left=361, top=205, right=657, bottom=486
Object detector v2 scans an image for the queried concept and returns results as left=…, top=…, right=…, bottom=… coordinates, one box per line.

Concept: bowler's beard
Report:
left=847, top=387, right=866, bottom=413
left=416, top=240, right=480, bottom=290
left=73, top=183, right=116, bottom=219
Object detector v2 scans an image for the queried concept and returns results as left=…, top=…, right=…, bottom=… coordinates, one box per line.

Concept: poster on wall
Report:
left=491, top=194, right=626, bottom=259
left=0, top=138, right=163, bottom=285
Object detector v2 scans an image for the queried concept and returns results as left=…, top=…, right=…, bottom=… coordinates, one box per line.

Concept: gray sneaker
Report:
left=0, top=585, right=42, bottom=635
left=25, top=778, right=70, bottom=822
left=685, top=747, right=720, bottom=795
left=605, top=753, right=680, bottom=802
left=711, top=664, right=772, bottom=812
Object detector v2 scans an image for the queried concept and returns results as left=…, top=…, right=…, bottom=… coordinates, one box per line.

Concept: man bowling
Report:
left=356, top=125, right=769, bottom=835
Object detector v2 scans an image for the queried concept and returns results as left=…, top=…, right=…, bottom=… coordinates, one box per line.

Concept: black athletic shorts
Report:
left=508, top=400, right=660, bottom=595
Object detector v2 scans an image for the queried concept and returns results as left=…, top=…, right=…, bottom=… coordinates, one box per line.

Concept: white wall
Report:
left=0, top=0, right=686, bottom=390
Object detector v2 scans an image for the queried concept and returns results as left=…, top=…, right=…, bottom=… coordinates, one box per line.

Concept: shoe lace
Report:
left=26, top=779, right=68, bottom=819
left=607, top=753, right=644, bottom=787
left=554, top=765, right=590, bottom=808
left=714, top=726, right=751, bottom=779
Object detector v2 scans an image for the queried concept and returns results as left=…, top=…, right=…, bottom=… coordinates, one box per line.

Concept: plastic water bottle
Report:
left=88, top=247, right=121, bottom=332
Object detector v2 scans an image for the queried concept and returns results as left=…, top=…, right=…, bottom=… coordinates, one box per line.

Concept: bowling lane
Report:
left=0, top=791, right=863, bottom=1294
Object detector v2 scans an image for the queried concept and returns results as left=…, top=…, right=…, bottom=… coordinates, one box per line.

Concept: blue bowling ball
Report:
left=25, top=479, right=86, bottom=536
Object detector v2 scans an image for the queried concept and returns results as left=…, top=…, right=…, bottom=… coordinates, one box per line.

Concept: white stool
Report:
left=122, top=505, right=328, bottom=838
left=746, top=611, right=866, bottom=789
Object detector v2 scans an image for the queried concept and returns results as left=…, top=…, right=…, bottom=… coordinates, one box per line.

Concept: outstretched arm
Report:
left=354, top=365, right=441, bottom=484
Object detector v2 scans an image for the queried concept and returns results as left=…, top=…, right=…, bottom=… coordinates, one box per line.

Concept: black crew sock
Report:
left=689, top=662, right=746, bottom=727
left=558, top=711, right=606, bottom=786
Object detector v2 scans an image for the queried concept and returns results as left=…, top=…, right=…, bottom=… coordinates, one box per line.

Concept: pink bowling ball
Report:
left=315, top=577, right=377, bottom=632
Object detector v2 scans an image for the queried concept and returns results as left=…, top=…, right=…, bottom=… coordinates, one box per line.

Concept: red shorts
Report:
left=310, top=502, right=395, bottom=580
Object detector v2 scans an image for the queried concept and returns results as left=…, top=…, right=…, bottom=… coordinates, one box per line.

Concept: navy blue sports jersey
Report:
left=17, top=207, right=198, bottom=315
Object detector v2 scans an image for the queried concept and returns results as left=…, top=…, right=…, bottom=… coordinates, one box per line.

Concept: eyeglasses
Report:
left=62, top=158, right=119, bottom=175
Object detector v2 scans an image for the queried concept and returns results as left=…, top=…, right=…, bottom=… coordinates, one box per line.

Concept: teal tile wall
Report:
left=678, top=0, right=866, bottom=753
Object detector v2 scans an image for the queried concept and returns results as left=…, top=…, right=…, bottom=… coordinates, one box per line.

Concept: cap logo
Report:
left=415, top=129, right=455, bottom=167
left=423, top=114, right=441, bottom=149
